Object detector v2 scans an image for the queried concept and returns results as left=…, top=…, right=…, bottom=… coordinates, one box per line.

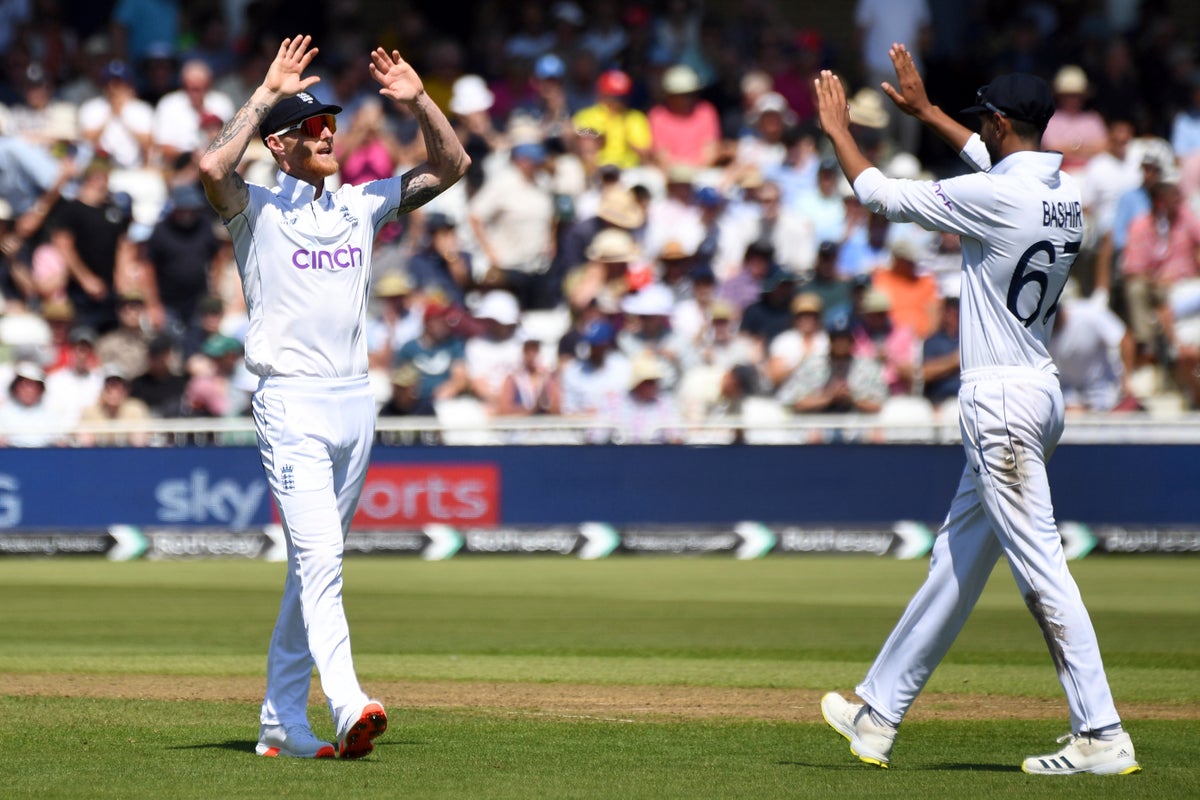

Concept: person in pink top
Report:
left=335, top=99, right=408, bottom=185
left=1120, top=178, right=1200, bottom=362
left=1041, top=65, right=1107, bottom=175
left=648, top=64, right=721, bottom=170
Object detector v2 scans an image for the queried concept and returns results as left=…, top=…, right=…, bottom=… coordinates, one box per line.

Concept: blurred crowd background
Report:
left=1, top=0, right=1199, bottom=446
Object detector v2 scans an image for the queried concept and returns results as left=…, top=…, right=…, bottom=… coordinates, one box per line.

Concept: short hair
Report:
left=1009, top=116, right=1044, bottom=141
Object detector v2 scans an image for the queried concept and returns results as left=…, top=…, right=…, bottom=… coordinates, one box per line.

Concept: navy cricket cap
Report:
left=961, top=74, right=1055, bottom=128
left=258, top=91, right=342, bottom=141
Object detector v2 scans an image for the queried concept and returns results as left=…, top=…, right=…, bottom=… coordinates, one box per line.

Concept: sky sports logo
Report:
left=350, top=464, right=500, bottom=527
left=291, top=245, right=363, bottom=270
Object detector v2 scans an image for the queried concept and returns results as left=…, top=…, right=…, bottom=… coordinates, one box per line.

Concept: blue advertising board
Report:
left=0, top=444, right=1195, bottom=530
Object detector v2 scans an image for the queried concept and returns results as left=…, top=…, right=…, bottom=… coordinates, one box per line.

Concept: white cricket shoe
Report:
left=820, top=692, right=897, bottom=768
left=338, top=700, right=388, bottom=759
left=256, top=722, right=336, bottom=758
left=1022, top=731, right=1141, bottom=775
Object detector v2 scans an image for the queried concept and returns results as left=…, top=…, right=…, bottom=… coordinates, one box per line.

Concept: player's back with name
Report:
left=1042, top=199, right=1082, bottom=229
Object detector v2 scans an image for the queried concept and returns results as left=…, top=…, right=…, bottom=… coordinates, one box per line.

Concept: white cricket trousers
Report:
left=856, top=368, right=1122, bottom=734
left=253, top=375, right=376, bottom=735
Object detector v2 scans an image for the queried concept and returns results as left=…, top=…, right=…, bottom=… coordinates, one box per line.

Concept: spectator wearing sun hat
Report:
left=562, top=228, right=629, bottom=311
left=556, top=183, right=646, bottom=288
left=766, top=292, right=830, bottom=389
left=851, top=287, right=919, bottom=397
left=648, top=64, right=721, bottom=170
left=365, top=271, right=422, bottom=373
left=610, top=352, right=683, bottom=443
left=572, top=69, right=652, bottom=168
left=1043, top=65, right=1108, bottom=175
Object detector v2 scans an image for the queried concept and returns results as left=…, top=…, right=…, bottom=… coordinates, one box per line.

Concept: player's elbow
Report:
left=449, top=151, right=472, bottom=183
left=197, top=152, right=230, bottom=187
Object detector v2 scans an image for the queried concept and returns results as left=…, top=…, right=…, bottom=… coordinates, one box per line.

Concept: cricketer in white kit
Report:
left=812, top=45, right=1140, bottom=775
left=199, top=35, right=469, bottom=759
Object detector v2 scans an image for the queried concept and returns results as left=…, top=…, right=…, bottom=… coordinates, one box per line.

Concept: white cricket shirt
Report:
left=854, top=135, right=1083, bottom=374
left=226, top=171, right=403, bottom=378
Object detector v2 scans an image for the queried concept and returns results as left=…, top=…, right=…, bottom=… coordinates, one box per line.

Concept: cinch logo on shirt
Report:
left=291, top=245, right=364, bottom=270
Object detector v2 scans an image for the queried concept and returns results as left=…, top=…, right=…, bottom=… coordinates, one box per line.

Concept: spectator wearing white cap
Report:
left=465, top=290, right=524, bottom=410
left=735, top=91, right=796, bottom=175
left=448, top=74, right=502, bottom=197
left=0, top=361, right=64, bottom=447
left=617, top=282, right=685, bottom=391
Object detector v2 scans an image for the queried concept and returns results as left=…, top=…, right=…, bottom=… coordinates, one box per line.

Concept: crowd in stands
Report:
left=0, top=0, right=1198, bottom=446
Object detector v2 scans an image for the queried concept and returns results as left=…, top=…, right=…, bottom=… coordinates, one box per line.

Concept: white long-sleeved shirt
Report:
left=853, top=134, right=1083, bottom=375
left=225, top=171, right=402, bottom=378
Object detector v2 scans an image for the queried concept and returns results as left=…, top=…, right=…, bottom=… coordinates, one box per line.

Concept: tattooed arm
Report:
left=368, top=47, right=470, bottom=213
left=198, top=35, right=321, bottom=219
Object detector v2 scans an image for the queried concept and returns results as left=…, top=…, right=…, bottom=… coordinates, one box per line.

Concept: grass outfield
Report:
left=0, top=556, right=1196, bottom=799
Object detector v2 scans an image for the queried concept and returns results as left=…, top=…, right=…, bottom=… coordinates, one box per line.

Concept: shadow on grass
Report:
left=169, top=740, right=257, bottom=753
left=917, top=763, right=1021, bottom=772
left=167, top=739, right=425, bottom=754
left=778, top=760, right=1020, bottom=773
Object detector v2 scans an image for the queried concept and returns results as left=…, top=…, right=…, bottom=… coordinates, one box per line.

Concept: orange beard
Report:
left=299, top=149, right=340, bottom=179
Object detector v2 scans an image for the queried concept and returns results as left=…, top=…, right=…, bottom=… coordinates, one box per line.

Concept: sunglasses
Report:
left=273, top=113, right=337, bottom=138
left=975, top=87, right=1007, bottom=118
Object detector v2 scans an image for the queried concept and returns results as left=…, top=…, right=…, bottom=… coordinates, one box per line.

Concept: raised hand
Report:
left=881, top=43, right=932, bottom=119
left=369, top=48, right=425, bottom=105
left=814, top=70, right=851, bottom=138
left=262, top=35, right=321, bottom=98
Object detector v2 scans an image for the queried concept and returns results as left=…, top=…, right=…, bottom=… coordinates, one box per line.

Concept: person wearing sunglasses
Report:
left=812, top=44, right=1139, bottom=777
left=198, top=35, right=469, bottom=761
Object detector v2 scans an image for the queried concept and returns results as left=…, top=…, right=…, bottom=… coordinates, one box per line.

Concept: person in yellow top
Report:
left=572, top=69, right=652, bottom=169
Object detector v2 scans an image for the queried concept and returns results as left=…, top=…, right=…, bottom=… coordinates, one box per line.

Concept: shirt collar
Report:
left=990, top=149, right=1064, bottom=177
left=275, top=170, right=327, bottom=205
